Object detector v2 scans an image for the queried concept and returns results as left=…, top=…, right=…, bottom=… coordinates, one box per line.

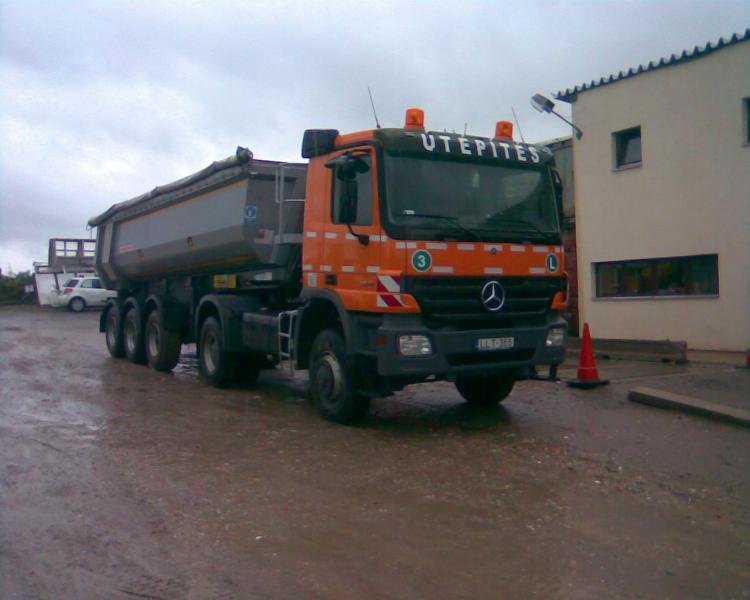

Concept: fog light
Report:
left=545, top=328, right=565, bottom=347
left=398, top=335, right=433, bottom=356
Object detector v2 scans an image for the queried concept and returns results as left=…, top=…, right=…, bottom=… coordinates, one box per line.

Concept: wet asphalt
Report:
left=1, top=306, right=748, bottom=599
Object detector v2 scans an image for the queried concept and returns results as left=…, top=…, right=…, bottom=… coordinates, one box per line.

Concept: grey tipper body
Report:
left=89, top=148, right=307, bottom=290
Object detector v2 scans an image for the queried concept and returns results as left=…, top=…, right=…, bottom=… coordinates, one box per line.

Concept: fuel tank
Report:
left=88, top=148, right=307, bottom=290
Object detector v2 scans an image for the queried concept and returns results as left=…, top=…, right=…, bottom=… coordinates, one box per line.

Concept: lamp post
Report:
left=531, top=93, right=583, bottom=140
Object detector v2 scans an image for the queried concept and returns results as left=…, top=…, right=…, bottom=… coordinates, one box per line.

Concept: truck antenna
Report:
left=511, top=106, right=526, bottom=143
left=367, top=87, right=381, bottom=129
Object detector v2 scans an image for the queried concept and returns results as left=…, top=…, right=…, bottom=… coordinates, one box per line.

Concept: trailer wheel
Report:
left=123, top=309, right=146, bottom=364
left=105, top=308, right=125, bottom=358
left=309, top=329, right=370, bottom=424
left=199, top=316, right=232, bottom=388
left=68, top=297, right=86, bottom=313
left=455, top=373, right=515, bottom=406
left=145, top=311, right=181, bottom=372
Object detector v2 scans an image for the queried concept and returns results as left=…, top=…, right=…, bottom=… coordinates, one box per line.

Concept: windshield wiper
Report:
left=400, top=213, right=481, bottom=242
left=482, top=215, right=557, bottom=241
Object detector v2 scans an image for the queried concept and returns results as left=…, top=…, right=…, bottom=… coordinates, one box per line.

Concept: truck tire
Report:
left=455, top=373, right=515, bottom=406
left=145, top=311, right=181, bottom=372
left=105, top=308, right=125, bottom=358
left=68, top=297, right=86, bottom=312
left=123, top=308, right=147, bottom=364
left=309, top=329, right=370, bottom=424
left=199, top=316, right=232, bottom=388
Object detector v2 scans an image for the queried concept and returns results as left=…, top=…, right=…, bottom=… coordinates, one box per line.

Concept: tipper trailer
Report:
left=89, top=109, right=569, bottom=423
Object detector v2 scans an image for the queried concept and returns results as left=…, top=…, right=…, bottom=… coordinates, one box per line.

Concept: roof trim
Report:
left=556, top=29, right=750, bottom=103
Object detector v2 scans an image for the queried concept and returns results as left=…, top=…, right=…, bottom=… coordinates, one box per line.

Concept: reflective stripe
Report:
left=377, top=275, right=400, bottom=293
left=426, top=242, right=448, bottom=250
left=433, top=266, right=454, bottom=273
left=320, top=265, right=332, bottom=272
left=529, top=267, right=546, bottom=274
left=341, top=266, right=355, bottom=273
left=302, top=264, right=313, bottom=271
left=307, top=273, right=318, bottom=286
left=395, top=241, right=406, bottom=249
left=458, top=243, right=475, bottom=251
left=406, top=242, right=417, bottom=249
left=484, top=244, right=503, bottom=252
left=510, top=245, right=526, bottom=252
left=345, top=233, right=356, bottom=240
left=325, top=232, right=337, bottom=239
left=366, top=266, right=380, bottom=273
left=484, top=267, right=504, bottom=274
left=306, top=231, right=317, bottom=238
left=533, top=246, right=549, bottom=253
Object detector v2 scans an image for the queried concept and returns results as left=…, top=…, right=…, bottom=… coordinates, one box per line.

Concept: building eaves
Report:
left=556, top=29, right=750, bottom=103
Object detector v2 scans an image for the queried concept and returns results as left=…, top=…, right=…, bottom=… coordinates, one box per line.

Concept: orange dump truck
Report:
left=88, top=108, right=568, bottom=423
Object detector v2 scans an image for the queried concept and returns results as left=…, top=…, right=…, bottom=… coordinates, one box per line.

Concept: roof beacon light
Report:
left=495, top=120, right=514, bottom=141
left=405, top=108, right=425, bottom=131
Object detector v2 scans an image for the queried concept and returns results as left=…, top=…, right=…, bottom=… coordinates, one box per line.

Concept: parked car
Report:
left=50, top=277, right=116, bottom=312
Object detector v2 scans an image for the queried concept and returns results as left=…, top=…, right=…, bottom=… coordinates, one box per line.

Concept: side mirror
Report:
left=343, top=179, right=358, bottom=223
left=552, top=170, right=564, bottom=227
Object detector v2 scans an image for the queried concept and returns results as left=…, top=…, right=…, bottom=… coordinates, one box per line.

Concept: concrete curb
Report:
left=567, top=338, right=687, bottom=364
left=628, top=386, right=750, bottom=428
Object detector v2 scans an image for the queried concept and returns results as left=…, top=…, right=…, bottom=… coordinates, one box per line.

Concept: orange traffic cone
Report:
left=567, top=323, right=610, bottom=388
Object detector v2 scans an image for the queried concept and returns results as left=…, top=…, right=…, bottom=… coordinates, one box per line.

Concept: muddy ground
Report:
left=1, top=306, right=748, bottom=599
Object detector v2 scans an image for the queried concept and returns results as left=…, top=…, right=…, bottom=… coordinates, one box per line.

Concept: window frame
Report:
left=593, top=254, right=719, bottom=299
left=612, top=126, right=642, bottom=170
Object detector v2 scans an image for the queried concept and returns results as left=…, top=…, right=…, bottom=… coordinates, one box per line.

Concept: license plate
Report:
left=475, top=336, right=514, bottom=351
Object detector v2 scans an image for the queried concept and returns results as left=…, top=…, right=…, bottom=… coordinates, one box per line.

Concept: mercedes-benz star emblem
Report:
left=481, top=280, right=505, bottom=312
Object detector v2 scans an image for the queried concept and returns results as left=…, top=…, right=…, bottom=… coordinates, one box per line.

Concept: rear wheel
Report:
left=455, top=373, right=515, bottom=406
left=68, top=297, right=86, bottom=312
left=123, top=308, right=146, bottom=364
left=199, top=317, right=232, bottom=388
left=145, top=311, right=181, bottom=372
left=309, top=329, right=369, bottom=424
left=105, top=308, right=125, bottom=358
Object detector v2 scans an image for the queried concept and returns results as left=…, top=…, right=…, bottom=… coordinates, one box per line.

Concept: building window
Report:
left=743, top=97, right=750, bottom=144
left=595, top=254, right=718, bottom=298
left=612, top=126, right=642, bottom=169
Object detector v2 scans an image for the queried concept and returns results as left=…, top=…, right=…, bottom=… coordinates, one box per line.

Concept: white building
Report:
left=557, top=30, right=750, bottom=351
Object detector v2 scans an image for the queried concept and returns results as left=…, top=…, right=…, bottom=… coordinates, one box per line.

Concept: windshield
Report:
left=384, top=155, right=559, bottom=242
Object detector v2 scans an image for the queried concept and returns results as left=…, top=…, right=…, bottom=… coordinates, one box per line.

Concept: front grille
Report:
left=404, top=276, right=562, bottom=327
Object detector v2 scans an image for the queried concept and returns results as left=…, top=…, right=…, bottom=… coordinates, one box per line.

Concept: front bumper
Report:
left=372, top=314, right=567, bottom=378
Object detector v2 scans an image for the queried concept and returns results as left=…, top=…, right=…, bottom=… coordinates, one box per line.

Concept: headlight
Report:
left=398, top=335, right=433, bottom=356
left=545, top=328, right=566, bottom=347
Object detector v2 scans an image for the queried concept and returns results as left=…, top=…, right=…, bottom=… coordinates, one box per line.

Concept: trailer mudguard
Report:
left=144, top=295, right=186, bottom=333
left=196, top=294, right=262, bottom=353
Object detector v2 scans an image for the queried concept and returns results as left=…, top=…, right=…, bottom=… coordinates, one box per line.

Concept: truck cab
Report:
left=297, top=110, right=567, bottom=420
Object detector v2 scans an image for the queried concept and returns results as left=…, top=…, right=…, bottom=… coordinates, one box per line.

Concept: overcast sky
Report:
left=1, top=0, right=748, bottom=273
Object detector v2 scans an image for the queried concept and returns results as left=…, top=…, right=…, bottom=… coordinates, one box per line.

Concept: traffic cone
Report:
left=567, top=323, right=610, bottom=388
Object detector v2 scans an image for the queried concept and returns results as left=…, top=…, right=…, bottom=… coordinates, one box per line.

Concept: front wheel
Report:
left=145, top=311, right=181, bottom=372
left=455, top=373, right=515, bottom=406
left=309, top=329, right=369, bottom=424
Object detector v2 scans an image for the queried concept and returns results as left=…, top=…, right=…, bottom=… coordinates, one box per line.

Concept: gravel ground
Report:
left=1, top=306, right=748, bottom=600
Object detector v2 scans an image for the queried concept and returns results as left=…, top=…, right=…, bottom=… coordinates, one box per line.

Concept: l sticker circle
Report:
left=546, top=254, right=559, bottom=273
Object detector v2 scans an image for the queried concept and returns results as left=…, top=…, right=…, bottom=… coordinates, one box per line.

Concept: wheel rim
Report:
left=125, top=318, right=136, bottom=354
left=106, top=315, right=117, bottom=349
left=203, top=331, right=218, bottom=374
left=315, top=353, right=342, bottom=405
left=72, top=299, right=83, bottom=311
left=147, top=322, right=160, bottom=359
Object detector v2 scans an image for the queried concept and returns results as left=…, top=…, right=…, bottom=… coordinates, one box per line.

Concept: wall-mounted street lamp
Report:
left=531, top=93, right=583, bottom=140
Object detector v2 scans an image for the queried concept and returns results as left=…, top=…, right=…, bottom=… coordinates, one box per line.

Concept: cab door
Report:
left=321, top=148, right=383, bottom=311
